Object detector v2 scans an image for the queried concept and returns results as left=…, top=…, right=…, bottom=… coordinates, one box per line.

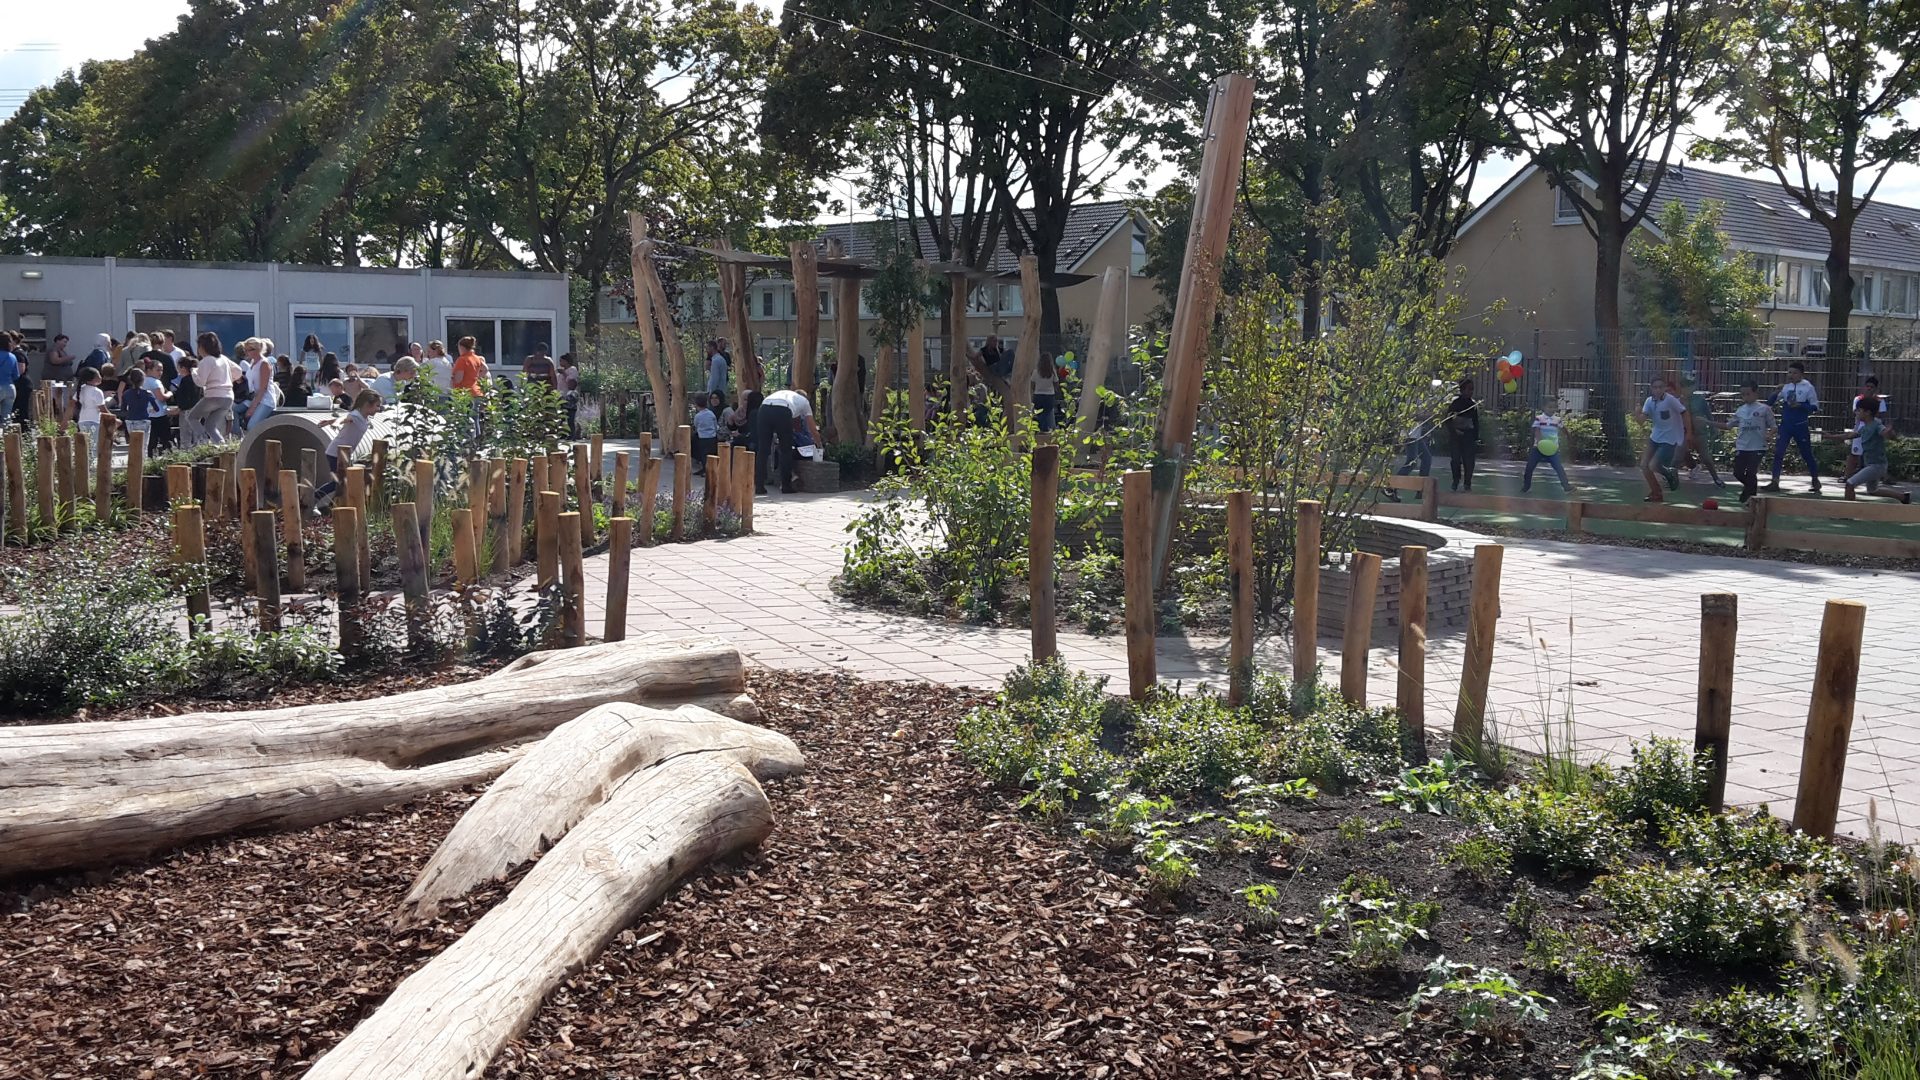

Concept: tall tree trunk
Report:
left=1825, top=227, right=1854, bottom=364
left=1593, top=220, right=1634, bottom=464
left=584, top=266, right=604, bottom=344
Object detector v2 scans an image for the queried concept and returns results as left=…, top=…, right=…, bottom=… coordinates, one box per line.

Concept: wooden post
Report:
left=530, top=454, right=548, bottom=507
left=867, top=343, right=896, bottom=447
left=1030, top=443, right=1060, bottom=662
left=611, top=451, right=630, bottom=518
left=4, top=430, right=26, bottom=541
left=1147, top=73, right=1257, bottom=581
left=488, top=459, right=510, bottom=574
left=1695, top=593, right=1737, bottom=812
left=672, top=452, right=689, bottom=541
left=367, top=439, right=388, bottom=508
left=69, top=430, right=87, bottom=518
left=1293, top=500, right=1322, bottom=688
left=1123, top=469, right=1156, bottom=700
left=948, top=272, right=971, bottom=421
left=638, top=455, right=661, bottom=544
left=33, top=435, right=55, bottom=534
left=535, top=491, right=560, bottom=589
left=1792, top=599, right=1866, bottom=839
left=281, top=469, right=305, bottom=593
left=1226, top=490, right=1254, bottom=707
left=166, top=463, right=192, bottom=506
left=676, top=423, right=692, bottom=464
left=125, top=429, right=146, bottom=513
left=907, top=303, right=927, bottom=433
left=605, top=516, right=631, bottom=643
left=467, top=457, right=487, bottom=557
left=1451, top=544, right=1505, bottom=761
left=1566, top=498, right=1585, bottom=535
left=1419, top=476, right=1440, bottom=523
left=631, top=219, right=690, bottom=438
left=558, top=511, right=586, bottom=646
left=252, top=510, right=281, bottom=632
left=1005, top=254, right=1043, bottom=436
left=392, top=502, right=431, bottom=650
left=734, top=451, right=754, bottom=535
left=176, top=504, right=210, bottom=635
left=507, top=458, right=528, bottom=564
left=301, top=446, right=319, bottom=491
left=1746, top=495, right=1771, bottom=551
left=345, top=466, right=369, bottom=593
left=204, top=467, right=226, bottom=533
left=627, top=211, right=674, bottom=443
left=573, top=443, right=594, bottom=548
left=453, top=507, right=480, bottom=584
left=216, top=451, right=237, bottom=518
left=333, top=505, right=363, bottom=660
left=414, top=458, right=436, bottom=553
left=263, top=439, right=282, bottom=509
left=589, top=433, right=604, bottom=490
left=715, top=444, right=733, bottom=512
left=52, top=435, right=72, bottom=528
left=1398, top=545, right=1429, bottom=760
left=790, top=237, right=821, bottom=400
left=1074, top=266, right=1127, bottom=455
left=702, top=455, right=720, bottom=534
left=239, top=467, right=259, bottom=589
left=1340, top=552, right=1383, bottom=707
left=94, top=418, right=115, bottom=523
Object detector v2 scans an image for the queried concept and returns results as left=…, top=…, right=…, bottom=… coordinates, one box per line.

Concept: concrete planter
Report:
left=794, top=458, right=842, bottom=492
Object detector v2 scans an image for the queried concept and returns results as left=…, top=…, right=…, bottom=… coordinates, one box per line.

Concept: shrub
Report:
left=957, top=660, right=1122, bottom=808
left=1573, top=1004, right=1734, bottom=1080
left=1258, top=697, right=1406, bottom=791
left=1598, top=864, right=1806, bottom=967
left=1467, top=786, right=1634, bottom=875
left=1127, top=693, right=1263, bottom=796
left=1241, top=883, right=1284, bottom=928
left=1525, top=925, right=1641, bottom=1009
left=1081, top=789, right=1178, bottom=852
left=1605, top=738, right=1711, bottom=825
left=1316, top=873, right=1440, bottom=969
left=1404, top=957, right=1554, bottom=1038
left=1380, top=754, right=1480, bottom=815
left=1443, top=835, right=1514, bottom=886
left=1660, top=809, right=1854, bottom=898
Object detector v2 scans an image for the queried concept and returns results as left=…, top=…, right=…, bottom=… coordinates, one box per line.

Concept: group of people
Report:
left=1401, top=364, right=1906, bottom=506
left=971, top=335, right=1072, bottom=431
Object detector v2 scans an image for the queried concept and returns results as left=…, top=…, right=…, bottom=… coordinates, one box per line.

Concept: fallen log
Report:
left=396, top=701, right=804, bottom=928
left=0, top=637, right=752, bottom=877
left=306, top=752, right=774, bottom=1080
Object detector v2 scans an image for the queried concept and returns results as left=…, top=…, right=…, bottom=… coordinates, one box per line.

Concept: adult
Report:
left=317, top=351, right=342, bottom=388
left=1765, top=361, right=1822, bottom=494
left=729, top=388, right=760, bottom=447
left=273, top=354, right=294, bottom=396
left=1443, top=377, right=1481, bottom=492
left=522, top=342, right=557, bottom=389
left=159, top=330, right=185, bottom=380
left=706, top=338, right=730, bottom=396
left=81, top=333, right=111, bottom=373
left=556, top=352, right=580, bottom=436
left=239, top=337, right=280, bottom=431
left=371, top=356, right=418, bottom=399
left=300, top=333, right=324, bottom=369
left=0, top=331, right=18, bottom=423
left=423, top=340, right=454, bottom=390
left=187, top=332, right=239, bottom=446
left=44, top=333, right=74, bottom=384
left=452, top=336, right=488, bottom=397
left=1032, top=351, right=1059, bottom=432
left=284, top=365, right=312, bottom=408
left=755, top=387, right=820, bottom=495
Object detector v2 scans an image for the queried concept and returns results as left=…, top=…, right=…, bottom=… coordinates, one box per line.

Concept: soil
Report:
left=0, top=671, right=1768, bottom=1078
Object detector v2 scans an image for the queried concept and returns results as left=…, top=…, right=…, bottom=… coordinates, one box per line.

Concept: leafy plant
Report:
left=1525, top=924, right=1641, bottom=1009
left=1443, top=835, right=1514, bottom=886
left=1241, top=883, right=1284, bottom=928
left=1081, top=789, right=1179, bottom=852
left=1136, top=824, right=1204, bottom=901
left=1404, top=957, right=1554, bottom=1037
left=1573, top=1004, right=1734, bottom=1080
left=1127, top=692, right=1264, bottom=796
left=1660, top=808, right=1853, bottom=898
left=1255, top=693, right=1406, bottom=792
left=1598, top=864, right=1806, bottom=967
left=1316, top=873, right=1440, bottom=969
left=957, top=660, right=1122, bottom=809
left=1466, top=786, right=1635, bottom=876
left=1605, top=738, right=1711, bottom=825
left=1380, top=754, right=1478, bottom=815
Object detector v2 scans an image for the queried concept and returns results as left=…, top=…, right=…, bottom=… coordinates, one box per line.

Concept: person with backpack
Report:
left=1443, top=377, right=1481, bottom=492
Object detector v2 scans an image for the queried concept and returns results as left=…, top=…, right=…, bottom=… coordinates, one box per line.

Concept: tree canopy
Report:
left=1626, top=200, right=1771, bottom=336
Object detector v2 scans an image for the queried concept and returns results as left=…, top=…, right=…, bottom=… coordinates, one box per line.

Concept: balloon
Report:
left=1537, top=437, right=1559, bottom=457
left=1506, top=350, right=1524, bottom=365
left=1503, top=378, right=1519, bottom=393
left=1496, top=360, right=1512, bottom=379
left=1510, top=363, right=1525, bottom=379
left=1063, top=351, right=1075, bottom=362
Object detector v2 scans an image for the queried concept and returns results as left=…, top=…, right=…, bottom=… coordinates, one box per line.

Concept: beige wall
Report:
left=1447, top=172, right=1599, bottom=355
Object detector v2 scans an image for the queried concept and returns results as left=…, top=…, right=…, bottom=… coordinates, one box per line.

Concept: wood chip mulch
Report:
left=1, top=670, right=1409, bottom=1079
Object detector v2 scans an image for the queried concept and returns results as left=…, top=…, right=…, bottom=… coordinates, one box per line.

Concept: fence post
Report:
left=1566, top=499, right=1585, bottom=535
left=281, top=469, right=305, bottom=593
left=536, top=490, right=560, bottom=589
left=4, top=430, right=26, bottom=542
left=332, top=505, right=363, bottom=661
left=1340, top=552, right=1383, bottom=707
left=1030, top=443, right=1060, bottom=662
left=1695, top=593, right=1737, bottom=812
left=1419, top=476, right=1438, bottom=522
left=735, top=452, right=754, bottom=535
left=345, top=465, right=369, bottom=593
left=367, top=439, right=388, bottom=507
left=488, top=459, right=510, bottom=574
left=611, top=451, right=629, bottom=518
left=639, top=455, right=661, bottom=544
left=239, top=467, right=259, bottom=589
left=414, top=459, right=436, bottom=553
left=1793, top=599, right=1866, bottom=839
left=672, top=452, right=690, bottom=541
left=176, top=504, right=210, bottom=635
left=508, top=458, right=528, bottom=564
left=569, top=442, right=592, bottom=549
left=715, top=444, right=733, bottom=512
left=1451, top=544, right=1505, bottom=762
left=1123, top=468, right=1156, bottom=700
left=94, top=418, right=115, bottom=523
left=467, top=457, right=488, bottom=557
left=69, top=430, right=87, bottom=518
left=392, top=502, right=431, bottom=652
left=1227, top=490, right=1254, bottom=707
left=53, top=435, right=73, bottom=528
left=605, top=516, right=631, bottom=643
left=703, top=455, right=720, bottom=535
left=558, top=510, right=586, bottom=646
left=126, top=429, right=146, bottom=513
left=452, top=507, right=478, bottom=585
left=1293, top=500, right=1323, bottom=688
left=203, top=467, right=226, bottom=533
left=589, top=432, right=604, bottom=491
left=264, top=439, right=282, bottom=509
left=166, top=462, right=192, bottom=506
left=252, top=510, right=281, bottom=632
left=1746, top=496, right=1771, bottom=551
left=216, top=451, right=236, bottom=517
left=1398, top=544, right=1429, bottom=760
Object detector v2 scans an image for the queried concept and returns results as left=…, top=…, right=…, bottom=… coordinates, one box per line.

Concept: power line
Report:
left=785, top=3, right=1115, bottom=101
left=914, top=0, right=1178, bottom=109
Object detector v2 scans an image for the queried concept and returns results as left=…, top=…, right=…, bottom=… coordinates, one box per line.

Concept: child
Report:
left=120, top=369, right=161, bottom=444
left=75, top=367, right=107, bottom=457
left=313, top=390, right=383, bottom=507
left=329, top=378, right=352, bottom=410
left=1710, top=382, right=1775, bottom=504
left=1680, top=376, right=1726, bottom=489
left=1639, top=375, right=1686, bottom=501
left=1825, top=396, right=1908, bottom=503
left=1845, top=376, right=1890, bottom=479
left=1521, top=410, right=1574, bottom=494
left=692, top=392, right=721, bottom=476
left=1765, top=361, right=1821, bottom=494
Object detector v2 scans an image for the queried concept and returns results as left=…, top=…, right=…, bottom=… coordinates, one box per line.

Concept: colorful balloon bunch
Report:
left=1496, top=350, right=1526, bottom=394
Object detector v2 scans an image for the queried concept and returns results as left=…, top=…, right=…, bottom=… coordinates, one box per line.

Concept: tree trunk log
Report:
left=396, top=701, right=802, bottom=928
left=0, top=637, right=752, bottom=876
left=306, top=753, right=774, bottom=1080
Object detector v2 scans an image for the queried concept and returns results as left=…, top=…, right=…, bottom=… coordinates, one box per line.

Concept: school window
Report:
left=442, top=314, right=555, bottom=365
left=292, top=311, right=411, bottom=367
left=1855, top=273, right=1878, bottom=312
left=818, top=289, right=832, bottom=316
left=130, top=308, right=257, bottom=353
left=1782, top=264, right=1803, bottom=306
left=760, top=289, right=776, bottom=318
left=966, top=283, right=1021, bottom=315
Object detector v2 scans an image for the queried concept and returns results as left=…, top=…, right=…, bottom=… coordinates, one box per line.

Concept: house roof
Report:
left=1459, top=161, right=1920, bottom=271
left=812, top=200, right=1143, bottom=275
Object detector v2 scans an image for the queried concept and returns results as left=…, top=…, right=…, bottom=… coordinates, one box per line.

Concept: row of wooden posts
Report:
left=1, top=421, right=152, bottom=541
left=160, top=426, right=755, bottom=658
left=1021, top=448, right=1869, bottom=840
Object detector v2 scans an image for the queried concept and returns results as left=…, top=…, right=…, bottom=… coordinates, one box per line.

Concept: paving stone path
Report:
left=577, top=455, right=1915, bottom=840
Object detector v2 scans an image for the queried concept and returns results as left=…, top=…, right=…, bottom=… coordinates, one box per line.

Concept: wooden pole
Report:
left=508, top=458, right=528, bottom=564
left=1451, top=544, right=1505, bottom=761
left=345, top=466, right=370, bottom=593
left=701, top=455, right=720, bottom=534
left=392, top=502, right=431, bottom=651
left=1339, top=552, right=1383, bottom=707
left=69, top=430, right=87, bottom=519
left=264, top=439, right=283, bottom=508
left=735, top=451, right=754, bottom=534
left=4, top=430, right=26, bottom=541
left=1006, top=254, right=1043, bottom=436
left=467, top=458, right=488, bottom=557
left=1792, top=599, right=1866, bottom=839
left=166, top=462, right=192, bottom=506
left=638, top=455, right=661, bottom=545
left=866, top=343, right=896, bottom=447
left=948, top=272, right=971, bottom=422
left=573, top=443, right=594, bottom=547
left=203, top=467, right=226, bottom=534
left=414, top=459, right=436, bottom=554
left=52, top=434, right=72, bottom=528
left=536, top=490, right=561, bottom=589
left=1074, top=266, right=1127, bottom=455
left=281, top=469, right=305, bottom=593
left=94, top=417, right=114, bottom=523
left=907, top=300, right=928, bottom=433
left=216, top=451, right=237, bottom=518
left=672, top=452, right=689, bottom=541
left=1123, top=469, right=1156, bottom=700
left=627, top=211, right=674, bottom=442
left=589, top=433, right=604, bottom=490
left=252, top=510, right=281, bottom=632
left=1030, top=443, right=1060, bottom=662
left=676, top=423, right=692, bottom=464
left=715, top=444, right=733, bottom=512
left=1226, top=490, right=1255, bottom=707
left=368, top=439, right=389, bottom=508
left=34, top=435, right=55, bottom=534
left=176, top=504, right=210, bottom=635
left=1293, top=500, right=1322, bottom=688
left=1398, top=545, right=1429, bottom=760
left=790, top=238, right=822, bottom=400
left=1695, top=593, right=1737, bottom=812
left=530, top=455, right=549, bottom=508
left=125, top=429, right=146, bottom=513
left=1147, top=74, right=1257, bottom=582
left=1746, top=495, right=1772, bottom=551
left=333, top=505, right=363, bottom=661
left=714, top=241, right=763, bottom=391
left=301, top=446, right=319, bottom=491
left=605, top=516, right=631, bottom=643
left=452, top=508, right=479, bottom=585
left=558, top=511, right=585, bottom=647
left=489, top=459, right=510, bottom=574
left=239, top=467, right=259, bottom=589
left=611, top=451, right=630, bottom=518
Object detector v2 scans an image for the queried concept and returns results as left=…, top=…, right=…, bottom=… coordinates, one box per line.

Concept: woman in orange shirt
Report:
left=451, top=336, right=489, bottom=396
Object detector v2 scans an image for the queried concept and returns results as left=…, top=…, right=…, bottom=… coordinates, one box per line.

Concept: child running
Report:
left=1824, top=396, right=1909, bottom=503
left=1765, top=361, right=1822, bottom=494
left=1520, top=410, right=1575, bottom=494
left=1639, top=374, right=1687, bottom=501
left=313, top=390, right=383, bottom=508
left=1709, top=382, right=1776, bottom=504
left=1680, top=376, right=1727, bottom=489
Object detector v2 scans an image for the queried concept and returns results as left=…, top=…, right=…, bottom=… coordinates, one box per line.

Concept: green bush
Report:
left=956, top=660, right=1123, bottom=808
left=1574, top=1004, right=1733, bottom=1080
left=1127, top=693, right=1264, bottom=796
left=1605, top=738, right=1711, bottom=825
left=1253, top=688, right=1406, bottom=791
left=1599, top=864, right=1806, bottom=967
left=1405, top=958, right=1554, bottom=1037
left=1525, top=925, right=1641, bottom=1009
left=1661, top=809, right=1854, bottom=898
left=1316, top=872, right=1440, bottom=969
left=0, top=546, right=202, bottom=712
left=1466, top=786, right=1635, bottom=875
left=1442, top=834, right=1514, bottom=886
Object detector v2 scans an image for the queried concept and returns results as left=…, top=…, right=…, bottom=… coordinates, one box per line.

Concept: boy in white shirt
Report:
left=1765, top=361, right=1822, bottom=494
left=692, top=392, right=721, bottom=476
left=1521, top=411, right=1575, bottom=494
left=75, top=368, right=108, bottom=458
left=1639, top=375, right=1687, bottom=502
left=1708, top=382, right=1777, bottom=504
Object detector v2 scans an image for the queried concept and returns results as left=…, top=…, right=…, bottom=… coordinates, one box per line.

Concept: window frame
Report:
left=289, top=302, right=413, bottom=368
left=438, top=306, right=559, bottom=366
left=125, top=300, right=261, bottom=349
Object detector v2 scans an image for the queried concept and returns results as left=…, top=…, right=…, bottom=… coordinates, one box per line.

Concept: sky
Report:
left=6, top=0, right=1920, bottom=216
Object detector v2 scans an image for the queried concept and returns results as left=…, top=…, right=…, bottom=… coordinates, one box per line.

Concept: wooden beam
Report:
left=1123, top=469, right=1156, bottom=700
left=627, top=212, right=674, bottom=442
left=833, top=272, right=865, bottom=445
left=1792, top=599, right=1866, bottom=839
left=1226, top=490, right=1254, bottom=707
left=790, top=239, right=821, bottom=398
left=1398, top=545, right=1428, bottom=760
left=1006, top=253, right=1043, bottom=435
left=1074, top=265, right=1126, bottom=459
left=1292, top=500, right=1321, bottom=688
left=1339, top=552, right=1382, bottom=707
left=1030, top=443, right=1060, bottom=662
left=1451, top=545, right=1504, bottom=761
left=1695, top=593, right=1737, bottom=812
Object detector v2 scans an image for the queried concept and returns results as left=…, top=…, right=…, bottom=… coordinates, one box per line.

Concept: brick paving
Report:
left=584, top=454, right=1916, bottom=840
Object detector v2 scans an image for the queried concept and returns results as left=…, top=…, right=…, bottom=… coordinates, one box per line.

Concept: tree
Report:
left=1625, top=200, right=1771, bottom=336
left=1700, top=0, right=1920, bottom=357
